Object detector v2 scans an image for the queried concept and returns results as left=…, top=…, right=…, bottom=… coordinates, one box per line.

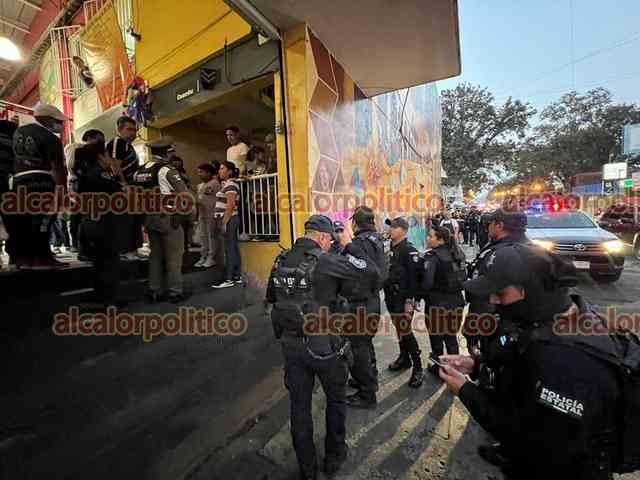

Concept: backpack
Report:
left=270, top=248, right=322, bottom=337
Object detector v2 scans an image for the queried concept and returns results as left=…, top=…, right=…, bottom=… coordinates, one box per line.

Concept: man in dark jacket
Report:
left=0, top=119, right=17, bottom=268
left=383, top=216, right=423, bottom=388
left=342, top=206, right=386, bottom=409
left=265, top=214, right=378, bottom=479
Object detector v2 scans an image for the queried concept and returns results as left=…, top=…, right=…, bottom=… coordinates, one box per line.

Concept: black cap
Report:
left=146, top=136, right=174, bottom=157
left=484, top=208, right=527, bottom=232
left=333, top=220, right=345, bottom=232
left=305, top=214, right=337, bottom=240
left=385, top=217, right=409, bottom=231
left=350, top=206, right=375, bottom=227
left=464, top=246, right=532, bottom=296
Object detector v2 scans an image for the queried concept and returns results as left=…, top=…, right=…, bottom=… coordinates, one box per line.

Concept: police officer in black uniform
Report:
left=330, top=220, right=345, bottom=254
left=383, top=217, right=424, bottom=388
left=465, top=208, right=529, bottom=353
left=439, top=244, right=621, bottom=480
left=266, top=214, right=377, bottom=480
left=421, top=225, right=466, bottom=376
left=342, top=206, right=386, bottom=409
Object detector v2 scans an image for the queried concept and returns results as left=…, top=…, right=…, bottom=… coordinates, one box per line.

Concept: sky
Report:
left=438, top=0, right=640, bottom=115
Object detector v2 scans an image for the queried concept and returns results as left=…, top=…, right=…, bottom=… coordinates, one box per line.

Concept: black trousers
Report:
left=82, top=214, right=120, bottom=305
left=281, top=335, right=348, bottom=477
left=425, top=305, right=462, bottom=357
left=119, top=213, right=143, bottom=254
left=348, top=334, right=378, bottom=401
left=0, top=173, right=11, bottom=261
left=9, top=173, right=56, bottom=263
left=467, top=227, right=476, bottom=245
left=69, top=213, right=82, bottom=249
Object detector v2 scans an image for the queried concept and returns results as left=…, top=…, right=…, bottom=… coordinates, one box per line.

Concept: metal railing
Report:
left=237, top=173, right=280, bottom=241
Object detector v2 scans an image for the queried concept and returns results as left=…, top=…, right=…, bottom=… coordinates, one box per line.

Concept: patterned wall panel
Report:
left=307, top=27, right=442, bottom=250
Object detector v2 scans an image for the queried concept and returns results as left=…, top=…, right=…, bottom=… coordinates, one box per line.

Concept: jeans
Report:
left=223, top=214, right=241, bottom=280
left=281, top=335, right=348, bottom=477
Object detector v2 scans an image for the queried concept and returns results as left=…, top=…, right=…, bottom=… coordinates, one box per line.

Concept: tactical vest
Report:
left=133, top=162, right=164, bottom=190
left=271, top=248, right=323, bottom=336
left=429, top=247, right=466, bottom=294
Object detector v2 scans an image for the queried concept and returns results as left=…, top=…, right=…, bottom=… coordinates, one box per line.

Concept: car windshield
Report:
left=526, top=211, right=595, bottom=229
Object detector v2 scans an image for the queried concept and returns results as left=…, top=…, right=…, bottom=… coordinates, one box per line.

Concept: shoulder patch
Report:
left=409, top=251, right=419, bottom=262
left=346, top=253, right=367, bottom=270
left=537, top=387, right=584, bottom=419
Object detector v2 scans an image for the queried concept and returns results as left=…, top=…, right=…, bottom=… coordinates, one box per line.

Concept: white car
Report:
left=526, top=210, right=625, bottom=283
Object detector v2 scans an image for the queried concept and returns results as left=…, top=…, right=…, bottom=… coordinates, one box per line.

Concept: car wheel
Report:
left=590, top=272, right=622, bottom=283
left=634, top=238, right=640, bottom=261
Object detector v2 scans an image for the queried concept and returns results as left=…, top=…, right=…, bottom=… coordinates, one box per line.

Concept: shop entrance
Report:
left=162, top=79, right=280, bottom=243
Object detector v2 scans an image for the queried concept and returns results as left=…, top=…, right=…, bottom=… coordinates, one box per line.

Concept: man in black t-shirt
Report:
left=11, top=104, right=67, bottom=270
left=106, top=116, right=142, bottom=260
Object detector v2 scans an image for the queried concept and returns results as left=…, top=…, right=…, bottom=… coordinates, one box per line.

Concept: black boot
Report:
left=388, top=338, right=412, bottom=371
left=478, top=442, right=512, bottom=472
left=405, top=335, right=424, bottom=388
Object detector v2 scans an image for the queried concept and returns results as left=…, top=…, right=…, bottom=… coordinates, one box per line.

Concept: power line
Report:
left=493, top=29, right=640, bottom=97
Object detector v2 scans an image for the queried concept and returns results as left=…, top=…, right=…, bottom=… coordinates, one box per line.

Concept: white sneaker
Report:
left=194, top=258, right=206, bottom=268
left=211, top=280, right=234, bottom=289
left=203, top=258, right=216, bottom=268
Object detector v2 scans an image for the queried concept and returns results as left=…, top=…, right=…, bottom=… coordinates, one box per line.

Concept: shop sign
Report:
left=176, top=81, right=199, bottom=102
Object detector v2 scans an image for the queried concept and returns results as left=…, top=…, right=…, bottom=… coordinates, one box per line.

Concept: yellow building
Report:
left=69, top=0, right=461, bottom=283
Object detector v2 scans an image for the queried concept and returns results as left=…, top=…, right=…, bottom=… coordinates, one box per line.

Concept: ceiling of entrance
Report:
left=246, top=0, right=461, bottom=97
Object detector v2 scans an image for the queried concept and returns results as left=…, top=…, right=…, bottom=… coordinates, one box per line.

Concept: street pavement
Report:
left=1, top=246, right=640, bottom=479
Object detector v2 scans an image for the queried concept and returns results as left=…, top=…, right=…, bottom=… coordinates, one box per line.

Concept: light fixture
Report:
left=531, top=239, right=554, bottom=251
left=602, top=239, right=624, bottom=254
left=0, top=37, right=21, bottom=61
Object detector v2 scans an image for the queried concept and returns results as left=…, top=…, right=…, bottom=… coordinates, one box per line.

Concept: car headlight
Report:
left=532, top=239, right=554, bottom=251
left=602, top=239, right=624, bottom=253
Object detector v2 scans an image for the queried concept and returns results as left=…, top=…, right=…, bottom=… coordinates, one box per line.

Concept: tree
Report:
left=508, top=88, right=640, bottom=187
left=441, top=83, right=536, bottom=191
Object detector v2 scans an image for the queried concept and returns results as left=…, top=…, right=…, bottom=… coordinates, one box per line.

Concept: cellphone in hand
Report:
left=429, top=357, right=446, bottom=369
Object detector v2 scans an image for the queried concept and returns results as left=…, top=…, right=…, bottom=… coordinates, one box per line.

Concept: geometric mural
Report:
left=307, top=27, right=442, bottom=249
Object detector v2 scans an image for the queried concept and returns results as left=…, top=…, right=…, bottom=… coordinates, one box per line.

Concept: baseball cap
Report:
left=34, top=103, right=67, bottom=122
left=385, top=217, right=409, bottom=231
left=350, top=206, right=375, bottom=227
left=463, top=245, right=532, bottom=296
left=146, top=136, right=174, bottom=156
left=333, top=220, right=345, bottom=232
left=484, top=208, right=527, bottom=232
left=305, top=214, right=337, bottom=240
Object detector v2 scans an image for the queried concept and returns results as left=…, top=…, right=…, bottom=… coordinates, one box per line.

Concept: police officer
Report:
left=265, top=214, right=377, bottom=480
left=383, top=217, right=423, bottom=388
left=342, top=206, right=386, bottom=409
left=330, top=220, right=346, bottom=254
left=438, top=244, right=621, bottom=480
left=465, top=208, right=529, bottom=353
left=134, top=137, right=195, bottom=303
left=422, top=225, right=466, bottom=376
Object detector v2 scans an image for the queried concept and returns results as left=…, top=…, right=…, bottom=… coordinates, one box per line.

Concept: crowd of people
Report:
left=266, top=206, right=639, bottom=480
left=0, top=103, right=281, bottom=307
